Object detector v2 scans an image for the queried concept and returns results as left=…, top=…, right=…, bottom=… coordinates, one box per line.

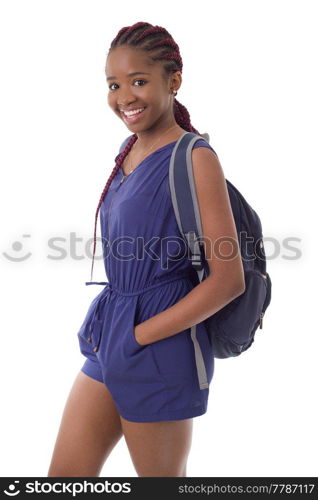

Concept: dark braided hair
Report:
left=89, top=21, right=204, bottom=281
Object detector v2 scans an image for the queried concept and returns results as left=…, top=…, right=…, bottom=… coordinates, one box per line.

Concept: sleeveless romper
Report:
left=77, top=138, right=215, bottom=422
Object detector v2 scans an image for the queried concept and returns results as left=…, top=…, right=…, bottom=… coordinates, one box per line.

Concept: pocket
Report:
left=149, top=327, right=196, bottom=379
left=127, top=300, right=147, bottom=351
left=77, top=289, right=105, bottom=343
left=127, top=322, right=164, bottom=381
left=104, top=309, right=164, bottom=384
left=129, top=322, right=146, bottom=350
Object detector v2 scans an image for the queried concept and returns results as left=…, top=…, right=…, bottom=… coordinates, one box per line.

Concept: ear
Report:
left=168, top=70, right=182, bottom=93
left=172, top=70, right=182, bottom=91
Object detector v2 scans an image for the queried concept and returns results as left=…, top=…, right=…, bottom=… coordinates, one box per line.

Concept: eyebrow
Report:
left=106, top=71, right=151, bottom=82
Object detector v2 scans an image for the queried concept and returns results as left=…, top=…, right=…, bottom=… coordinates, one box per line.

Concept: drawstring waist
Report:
left=83, top=272, right=192, bottom=353
left=85, top=271, right=192, bottom=296
left=82, top=271, right=209, bottom=390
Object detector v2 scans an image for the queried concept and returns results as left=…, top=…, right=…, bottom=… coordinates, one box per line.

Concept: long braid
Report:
left=89, top=133, right=137, bottom=280
left=89, top=21, right=203, bottom=280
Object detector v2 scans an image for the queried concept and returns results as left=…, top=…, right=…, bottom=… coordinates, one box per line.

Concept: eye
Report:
left=108, top=79, right=147, bottom=91
left=134, top=79, right=147, bottom=86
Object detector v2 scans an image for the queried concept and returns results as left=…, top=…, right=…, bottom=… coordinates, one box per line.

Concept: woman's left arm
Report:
left=135, top=146, right=246, bottom=346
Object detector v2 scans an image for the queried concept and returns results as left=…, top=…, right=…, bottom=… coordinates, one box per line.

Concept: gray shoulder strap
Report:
left=169, top=132, right=213, bottom=390
left=169, top=132, right=213, bottom=283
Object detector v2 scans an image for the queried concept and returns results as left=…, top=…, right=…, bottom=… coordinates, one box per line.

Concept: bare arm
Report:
left=135, top=146, right=246, bottom=346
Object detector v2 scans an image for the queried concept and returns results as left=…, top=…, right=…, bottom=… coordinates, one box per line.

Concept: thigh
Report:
left=48, top=371, right=123, bottom=477
left=120, top=416, right=193, bottom=477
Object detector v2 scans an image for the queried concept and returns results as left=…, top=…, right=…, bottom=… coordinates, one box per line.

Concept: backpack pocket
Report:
left=206, top=269, right=270, bottom=358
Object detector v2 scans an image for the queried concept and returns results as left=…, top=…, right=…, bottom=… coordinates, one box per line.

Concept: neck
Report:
left=134, top=118, right=182, bottom=151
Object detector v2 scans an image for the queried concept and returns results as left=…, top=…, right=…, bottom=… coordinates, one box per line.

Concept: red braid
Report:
left=89, top=21, right=203, bottom=280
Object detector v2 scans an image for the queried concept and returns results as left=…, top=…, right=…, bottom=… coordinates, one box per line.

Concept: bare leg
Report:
left=120, top=416, right=193, bottom=477
left=47, top=371, right=123, bottom=477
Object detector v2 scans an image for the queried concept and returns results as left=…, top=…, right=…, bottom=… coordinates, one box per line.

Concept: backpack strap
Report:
left=169, top=132, right=214, bottom=284
left=169, top=131, right=215, bottom=390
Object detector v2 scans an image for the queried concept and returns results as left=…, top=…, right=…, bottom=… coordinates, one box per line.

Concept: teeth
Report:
left=123, top=107, right=145, bottom=117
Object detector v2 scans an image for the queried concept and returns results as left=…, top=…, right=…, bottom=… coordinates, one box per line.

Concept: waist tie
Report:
left=84, top=282, right=113, bottom=353
left=84, top=273, right=209, bottom=390
left=83, top=273, right=192, bottom=353
left=85, top=272, right=191, bottom=296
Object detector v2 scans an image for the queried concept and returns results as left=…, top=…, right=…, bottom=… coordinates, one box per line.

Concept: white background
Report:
left=0, top=0, right=317, bottom=477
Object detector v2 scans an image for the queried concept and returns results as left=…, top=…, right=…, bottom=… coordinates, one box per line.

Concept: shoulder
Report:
left=191, top=140, right=224, bottom=196
left=192, top=138, right=218, bottom=157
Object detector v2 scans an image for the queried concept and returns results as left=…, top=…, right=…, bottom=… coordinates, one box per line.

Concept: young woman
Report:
left=48, top=21, right=245, bottom=478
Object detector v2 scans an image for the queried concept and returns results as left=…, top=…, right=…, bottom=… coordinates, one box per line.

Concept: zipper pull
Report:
left=120, top=175, right=126, bottom=184
left=259, top=312, right=264, bottom=329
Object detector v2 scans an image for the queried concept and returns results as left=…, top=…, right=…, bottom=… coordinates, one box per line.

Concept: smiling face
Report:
left=105, top=46, right=182, bottom=136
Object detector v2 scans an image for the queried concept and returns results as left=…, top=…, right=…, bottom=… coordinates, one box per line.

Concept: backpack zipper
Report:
left=259, top=271, right=272, bottom=330
left=259, top=311, right=264, bottom=329
left=249, top=270, right=267, bottom=330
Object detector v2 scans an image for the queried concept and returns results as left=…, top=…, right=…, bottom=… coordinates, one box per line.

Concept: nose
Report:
left=117, top=88, right=137, bottom=108
left=118, top=97, right=137, bottom=108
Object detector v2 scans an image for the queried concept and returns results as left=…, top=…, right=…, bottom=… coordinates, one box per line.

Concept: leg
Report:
left=120, top=416, right=193, bottom=477
left=48, top=371, right=123, bottom=477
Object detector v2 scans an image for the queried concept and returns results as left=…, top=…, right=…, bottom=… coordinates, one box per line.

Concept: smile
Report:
left=121, top=107, right=147, bottom=123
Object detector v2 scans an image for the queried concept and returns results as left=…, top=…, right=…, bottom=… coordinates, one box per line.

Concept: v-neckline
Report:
left=119, top=140, right=178, bottom=178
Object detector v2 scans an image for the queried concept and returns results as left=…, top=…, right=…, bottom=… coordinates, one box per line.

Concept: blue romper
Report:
left=77, top=138, right=215, bottom=422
